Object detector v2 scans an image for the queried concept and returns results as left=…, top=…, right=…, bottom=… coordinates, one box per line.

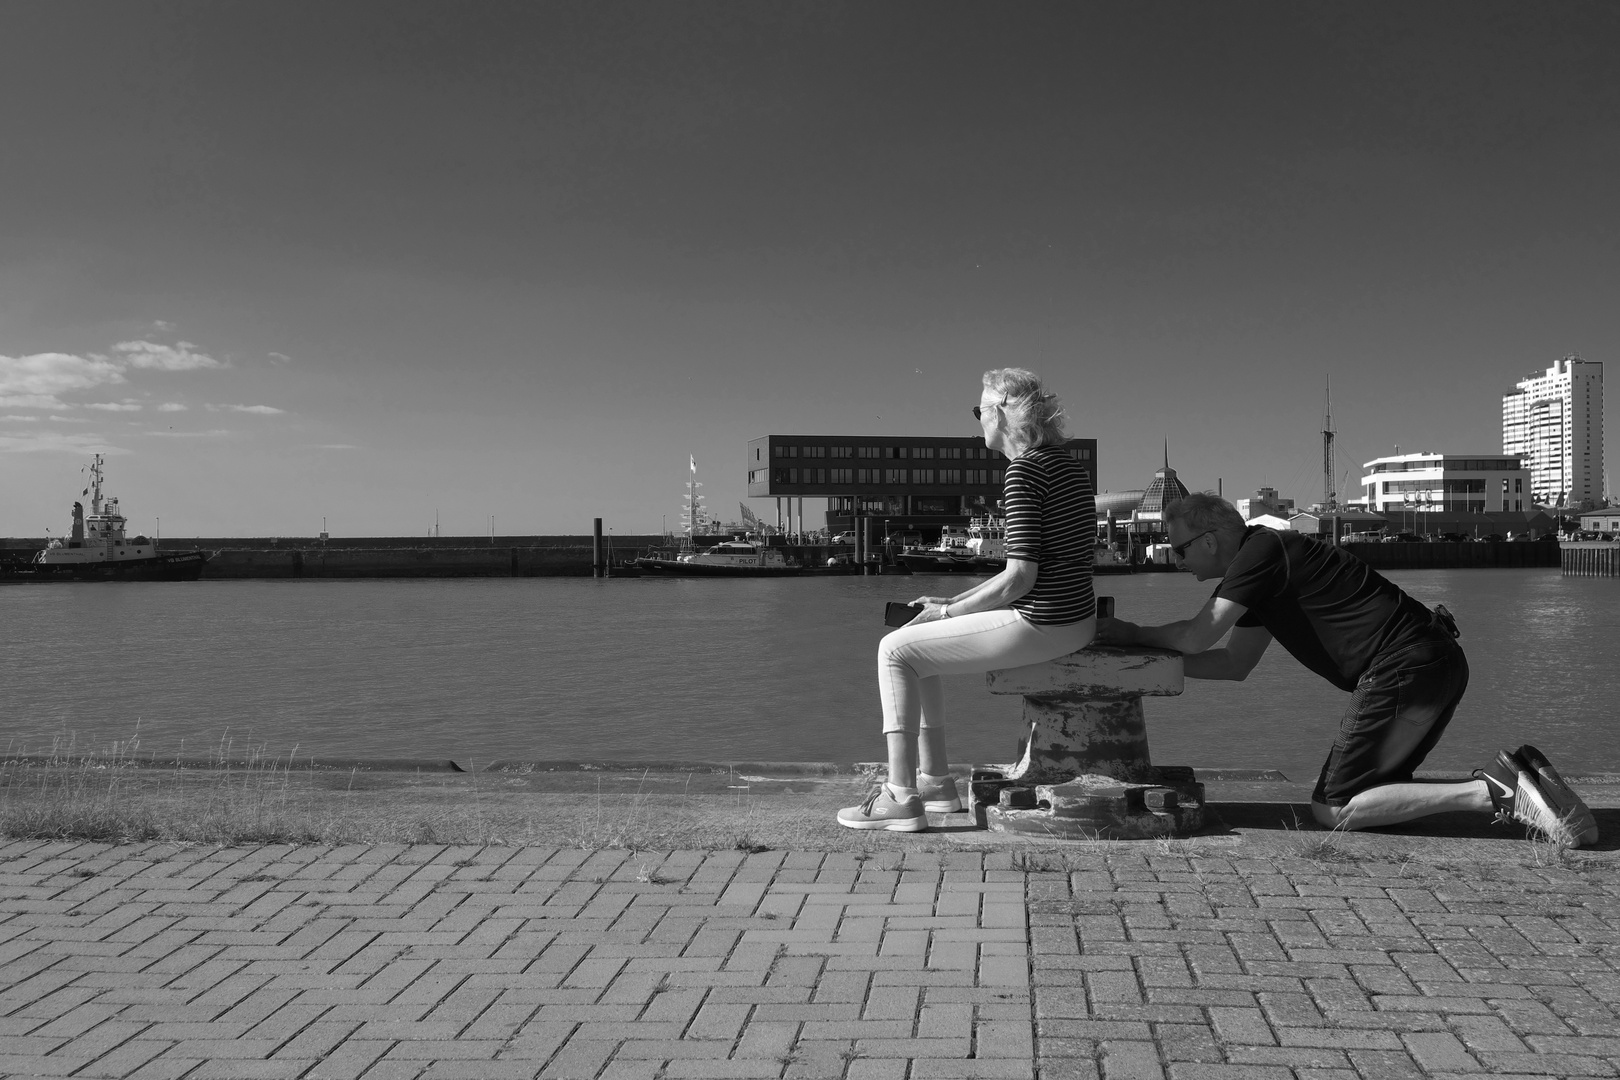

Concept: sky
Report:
left=2, top=1, right=1617, bottom=537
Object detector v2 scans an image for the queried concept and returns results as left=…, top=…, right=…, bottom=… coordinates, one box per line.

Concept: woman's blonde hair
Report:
left=982, top=367, right=1067, bottom=448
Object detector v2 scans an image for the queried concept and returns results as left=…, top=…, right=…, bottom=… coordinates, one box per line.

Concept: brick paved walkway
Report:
left=2, top=839, right=1618, bottom=1079
left=1030, top=847, right=1620, bottom=1080
left=0, top=841, right=1031, bottom=1079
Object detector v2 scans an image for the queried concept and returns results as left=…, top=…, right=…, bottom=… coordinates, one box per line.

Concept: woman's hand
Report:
left=908, top=602, right=953, bottom=624
left=912, top=595, right=953, bottom=606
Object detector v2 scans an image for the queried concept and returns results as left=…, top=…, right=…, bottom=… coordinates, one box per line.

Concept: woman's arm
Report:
left=910, top=558, right=1037, bottom=621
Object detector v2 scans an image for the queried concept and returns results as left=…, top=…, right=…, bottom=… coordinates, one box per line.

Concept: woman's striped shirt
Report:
left=1002, top=444, right=1097, bottom=625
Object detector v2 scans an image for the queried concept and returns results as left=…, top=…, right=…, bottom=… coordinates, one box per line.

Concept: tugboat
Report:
left=2, top=455, right=208, bottom=582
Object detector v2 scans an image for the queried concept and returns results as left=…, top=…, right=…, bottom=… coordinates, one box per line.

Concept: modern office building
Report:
left=1359, top=453, right=1531, bottom=515
left=1502, top=355, right=1605, bottom=508
left=745, top=434, right=1097, bottom=537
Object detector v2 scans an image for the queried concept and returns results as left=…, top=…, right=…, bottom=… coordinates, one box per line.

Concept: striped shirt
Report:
left=1002, top=444, right=1097, bottom=625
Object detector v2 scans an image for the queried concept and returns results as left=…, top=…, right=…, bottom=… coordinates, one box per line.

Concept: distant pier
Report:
left=1563, top=542, right=1620, bottom=577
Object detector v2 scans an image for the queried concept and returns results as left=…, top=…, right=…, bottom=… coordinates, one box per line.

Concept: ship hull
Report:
left=895, top=553, right=984, bottom=574
left=634, top=558, right=799, bottom=577
left=1, top=551, right=209, bottom=583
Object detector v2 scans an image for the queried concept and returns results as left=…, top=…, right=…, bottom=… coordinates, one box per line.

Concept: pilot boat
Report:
left=897, top=523, right=986, bottom=574
left=635, top=537, right=799, bottom=576
left=3, top=455, right=208, bottom=582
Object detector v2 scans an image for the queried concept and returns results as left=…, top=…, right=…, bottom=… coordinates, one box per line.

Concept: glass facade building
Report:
left=746, top=435, right=1097, bottom=536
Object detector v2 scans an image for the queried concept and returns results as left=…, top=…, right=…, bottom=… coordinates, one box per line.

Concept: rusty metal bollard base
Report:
left=971, top=765, right=1207, bottom=840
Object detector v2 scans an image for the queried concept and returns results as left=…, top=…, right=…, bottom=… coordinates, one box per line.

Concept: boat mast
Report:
left=89, top=453, right=105, bottom=515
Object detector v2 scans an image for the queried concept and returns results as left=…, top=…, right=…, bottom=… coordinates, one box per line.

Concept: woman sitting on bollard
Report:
left=839, top=367, right=1097, bottom=831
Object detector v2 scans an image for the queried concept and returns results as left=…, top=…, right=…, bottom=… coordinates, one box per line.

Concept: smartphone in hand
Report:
left=884, top=602, right=923, bottom=627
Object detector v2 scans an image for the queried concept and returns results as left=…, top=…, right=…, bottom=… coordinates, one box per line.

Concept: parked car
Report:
left=830, top=532, right=856, bottom=545
left=1380, top=532, right=1420, bottom=543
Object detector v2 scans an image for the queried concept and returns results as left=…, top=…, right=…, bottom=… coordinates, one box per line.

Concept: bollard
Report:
left=592, top=518, right=603, bottom=578
left=973, top=640, right=1205, bottom=840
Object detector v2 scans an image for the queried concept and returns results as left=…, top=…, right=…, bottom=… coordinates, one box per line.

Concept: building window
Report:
left=815, top=469, right=826, bottom=483
left=831, top=468, right=852, bottom=484
left=857, top=468, right=873, bottom=483
left=774, top=446, right=785, bottom=458
left=942, top=469, right=962, bottom=484
left=885, top=469, right=907, bottom=484
left=914, top=469, right=935, bottom=484
left=772, top=468, right=786, bottom=483
left=789, top=468, right=799, bottom=483
left=788, top=446, right=798, bottom=458
left=858, top=446, right=880, bottom=458
left=992, top=469, right=1003, bottom=484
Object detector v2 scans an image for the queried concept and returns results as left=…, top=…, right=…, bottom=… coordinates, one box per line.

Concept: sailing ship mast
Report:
left=681, top=455, right=707, bottom=549
left=1323, top=378, right=1338, bottom=542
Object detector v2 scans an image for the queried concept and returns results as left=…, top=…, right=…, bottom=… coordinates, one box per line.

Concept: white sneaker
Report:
left=917, top=773, right=963, bottom=813
left=837, top=786, right=926, bottom=832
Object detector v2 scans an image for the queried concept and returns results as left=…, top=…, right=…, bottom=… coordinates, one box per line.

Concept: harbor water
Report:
left=4, top=570, right=1618, bottom=783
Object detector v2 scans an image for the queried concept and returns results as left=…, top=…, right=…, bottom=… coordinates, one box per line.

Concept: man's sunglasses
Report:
left=1171, top=529, right=1216, bottom=558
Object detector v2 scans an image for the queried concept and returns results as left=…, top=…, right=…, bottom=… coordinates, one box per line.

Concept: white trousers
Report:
left=878, top=608, right=1096, bottom=735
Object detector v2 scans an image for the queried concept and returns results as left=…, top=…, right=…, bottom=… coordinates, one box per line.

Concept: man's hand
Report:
left=1094, top=617, right=1141, bottom=645
left=908, top=602, right=951, bottom=624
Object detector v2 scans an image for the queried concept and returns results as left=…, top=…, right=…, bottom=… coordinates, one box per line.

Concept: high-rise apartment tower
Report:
left=1502, top=355, right=1605, bottom=508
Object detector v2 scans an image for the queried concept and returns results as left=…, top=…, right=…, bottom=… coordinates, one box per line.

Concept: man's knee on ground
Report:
left=1311, top=800, right=1354, bottom=829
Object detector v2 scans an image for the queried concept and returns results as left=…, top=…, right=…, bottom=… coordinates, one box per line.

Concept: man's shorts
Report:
left=1312, top=632, right=1470, bottom=807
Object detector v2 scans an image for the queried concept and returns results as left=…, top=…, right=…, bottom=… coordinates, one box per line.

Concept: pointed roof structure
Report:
left=1137, top=440, right=1191, bottom=515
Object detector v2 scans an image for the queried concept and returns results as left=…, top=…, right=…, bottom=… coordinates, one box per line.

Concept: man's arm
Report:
left=1182, top=624, right=1272, bottom=680
left=1097, top=595, right=1250, bottom=655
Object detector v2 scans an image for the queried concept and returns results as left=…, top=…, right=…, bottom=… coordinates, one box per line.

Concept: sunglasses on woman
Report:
left=971, top=396, right=1008, bottom=421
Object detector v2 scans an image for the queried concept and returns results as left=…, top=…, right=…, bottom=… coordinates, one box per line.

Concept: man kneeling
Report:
left=1098, top=494, right=1597, bottom=848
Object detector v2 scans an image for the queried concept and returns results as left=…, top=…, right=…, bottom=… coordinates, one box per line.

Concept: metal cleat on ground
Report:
left=973, top=637, right=1205, bottom=840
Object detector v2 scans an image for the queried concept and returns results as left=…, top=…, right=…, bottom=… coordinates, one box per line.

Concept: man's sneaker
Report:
left=1475, top=749, right=1586, bottom=849
left=1516, top=744, right=1599, bottom=848
left=837, top=785, right=926, bottom=832
left=917, top=773, right=964, bottom=814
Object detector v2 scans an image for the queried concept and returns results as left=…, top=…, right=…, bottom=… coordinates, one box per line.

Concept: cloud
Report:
left=0, top=430, right=129, bottom=454
left=156, top=402, right=187, bottom=412
left=144, top=428, right=230, bottom=438
left=215, top=404, right=284, bottom=415
left=84, top=401, right=143, bottom=412
left=315, top=443, right=359, bottom=450
left=268, top=352, right=292, bottom=365
left=2, top=414, right=40, bottom=422
left=0, top=352, right=127, bottom=409
left=151, top=320, right=176, bottom=332
left=113, top=340, right=223, bottom=371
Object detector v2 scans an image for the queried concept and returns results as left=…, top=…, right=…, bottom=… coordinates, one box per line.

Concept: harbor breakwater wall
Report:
left=196, top=535, right=672, bottom=578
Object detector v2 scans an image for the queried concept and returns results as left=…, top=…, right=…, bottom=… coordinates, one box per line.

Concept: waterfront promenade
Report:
left=4, top=780, right=1619, bottom=1080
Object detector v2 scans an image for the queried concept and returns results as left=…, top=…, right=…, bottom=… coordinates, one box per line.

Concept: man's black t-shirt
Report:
left=1215, top=527, right=1438, bottom=692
